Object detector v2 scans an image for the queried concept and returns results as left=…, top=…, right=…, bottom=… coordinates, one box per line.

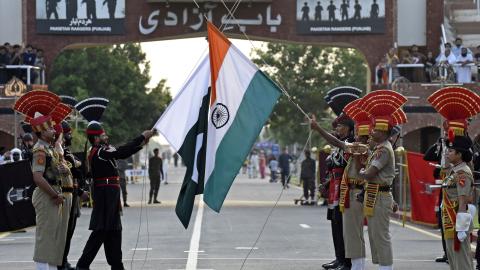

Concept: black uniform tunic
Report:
left=88, top=135, right=144, bottom=231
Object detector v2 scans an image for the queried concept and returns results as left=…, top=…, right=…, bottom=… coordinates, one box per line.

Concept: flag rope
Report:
left=140, top=144, right=151, bottom=270
left=130, top=145, right=151, bottom=270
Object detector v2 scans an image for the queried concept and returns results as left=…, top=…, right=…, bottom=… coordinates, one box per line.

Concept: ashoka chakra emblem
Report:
left=211, top=103, right=229, bottom=129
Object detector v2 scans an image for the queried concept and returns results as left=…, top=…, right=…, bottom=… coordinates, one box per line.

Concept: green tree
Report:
left=252, top=43, right=367, bottom=147
left=50, top=43, right=172, bottom=145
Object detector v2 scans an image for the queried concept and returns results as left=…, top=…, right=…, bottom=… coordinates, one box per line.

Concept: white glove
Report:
left=457, top=231, right=467, bottom=242
left=456, top=212, right=472, bottom=232
left=468, top=204, right=477, bottom=218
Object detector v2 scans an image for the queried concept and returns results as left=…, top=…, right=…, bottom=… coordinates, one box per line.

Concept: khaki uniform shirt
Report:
left=444, top=162, right=473, bottom=202
left=32, top=139, right=58, bottom=181
left=368, top=140, right=395, bottom=185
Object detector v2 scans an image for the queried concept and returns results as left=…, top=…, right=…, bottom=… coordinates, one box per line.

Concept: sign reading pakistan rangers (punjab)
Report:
left=296, top=0, right=385, bottom=34
left=36, top=0, right=125, bottom=35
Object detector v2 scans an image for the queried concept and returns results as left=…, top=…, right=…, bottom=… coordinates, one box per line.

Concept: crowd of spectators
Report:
left=0, top=43, right=46, bottom=85
left=376, top=37, right=480, bottom=84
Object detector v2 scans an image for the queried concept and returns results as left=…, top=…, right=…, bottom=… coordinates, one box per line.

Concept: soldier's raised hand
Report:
left=142, top=130, right=156, bottom=140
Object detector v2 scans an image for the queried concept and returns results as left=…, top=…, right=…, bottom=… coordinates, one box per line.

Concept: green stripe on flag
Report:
left=204, top=71, right=281, bottom=212
left=176, top=90, right=210, bottom=228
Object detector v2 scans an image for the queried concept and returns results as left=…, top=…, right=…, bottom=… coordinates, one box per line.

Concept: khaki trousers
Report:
left=445, top=237, right=474, bottom=270
left=366, top=192, right=393, bottom=266
left=343, top=188, right=366, bottom=259
left=32, top=187, right=72, bottom=266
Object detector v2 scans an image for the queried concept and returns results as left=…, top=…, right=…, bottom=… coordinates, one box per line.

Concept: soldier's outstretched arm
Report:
left=309, top=114, right=346, bottom=150
left=98, top=130, right=155, bottom=160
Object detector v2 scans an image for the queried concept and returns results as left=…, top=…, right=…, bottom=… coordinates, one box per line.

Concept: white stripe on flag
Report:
left=154, top=56, right=210, bottom=151
left=204, top=46, right=257, bottom=184
left=191, top=133, right=204, bottom=184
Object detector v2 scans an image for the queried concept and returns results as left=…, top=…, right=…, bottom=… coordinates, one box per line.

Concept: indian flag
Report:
left=203, top=22, right=281, bottom=212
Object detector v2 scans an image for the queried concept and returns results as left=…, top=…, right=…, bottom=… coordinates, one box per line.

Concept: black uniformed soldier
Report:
left=148, top=148, right=164, bottom=204
left=60, top=121, right=89, bottom=270
left=117, top=158, right=129, bottom=207
left=73, top=97, right=155, bottom=270
left=76, top=121, right=155, bottom=270
left=423, top=135, right=449, bottom=264
left=20, top=122, right=34, bottom=162
left=300, top=150, right=316, bottom=205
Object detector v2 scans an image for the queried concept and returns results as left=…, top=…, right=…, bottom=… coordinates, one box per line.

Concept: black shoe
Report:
left=148, top=199, right=152, bottom=204
left=62, top=262, right=74, bottom=270
left=153, top=200, right=161, bottom=204
left=334, top=264, right=351, bottom=270
left=124, top=203, right=130, bottom=207
left=435, top=255, right=447, bottom=263
left=322, top=260, right=339, bottom=269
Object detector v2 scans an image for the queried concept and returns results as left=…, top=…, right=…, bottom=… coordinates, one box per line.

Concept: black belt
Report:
left=332, top=172, right=343, bottom=179
left=349, top=184, right=364, bottom=190
left=378, top=186, right=391, bottom=192
left=94, top=177, right=120, bottom=186
left=45, top=177, right=60, bottom=186
left=62, top=187, right=74, bottom=193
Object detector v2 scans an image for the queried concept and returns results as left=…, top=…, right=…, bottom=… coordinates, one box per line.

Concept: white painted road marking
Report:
left=186, top=195, right=204, bottom=270
left=235, top=247, right=258, bottom=250
left=390, top=219, right=477, bottom=251
left=299, top=224, right=311, bottom=229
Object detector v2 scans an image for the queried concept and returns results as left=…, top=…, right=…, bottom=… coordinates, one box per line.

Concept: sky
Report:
left=141, top=38, right=264, bottom=97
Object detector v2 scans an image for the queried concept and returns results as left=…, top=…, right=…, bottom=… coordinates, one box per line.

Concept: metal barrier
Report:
left=375, top=63, right=478, bottom=84
left=375, top=64, right=425, bottom=84
left=0, top=65, right=45, bottom=85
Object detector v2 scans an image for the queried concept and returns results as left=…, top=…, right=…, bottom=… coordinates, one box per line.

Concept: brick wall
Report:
left=23, top=0, right=424, bottom=80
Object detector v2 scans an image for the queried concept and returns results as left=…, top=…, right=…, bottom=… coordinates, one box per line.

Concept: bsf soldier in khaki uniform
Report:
left=426, top=86, right=480, bottom=270
left=341, top=98, right=371, bottom=270
left=14, top=90, right=74, bottom=270
left=358, top=90, right=408, bottom=270
left=442, top=135, right=475, bottom=270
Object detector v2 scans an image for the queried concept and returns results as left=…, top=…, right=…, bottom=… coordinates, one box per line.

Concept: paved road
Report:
left=0, top=166, right=463, bottom=270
